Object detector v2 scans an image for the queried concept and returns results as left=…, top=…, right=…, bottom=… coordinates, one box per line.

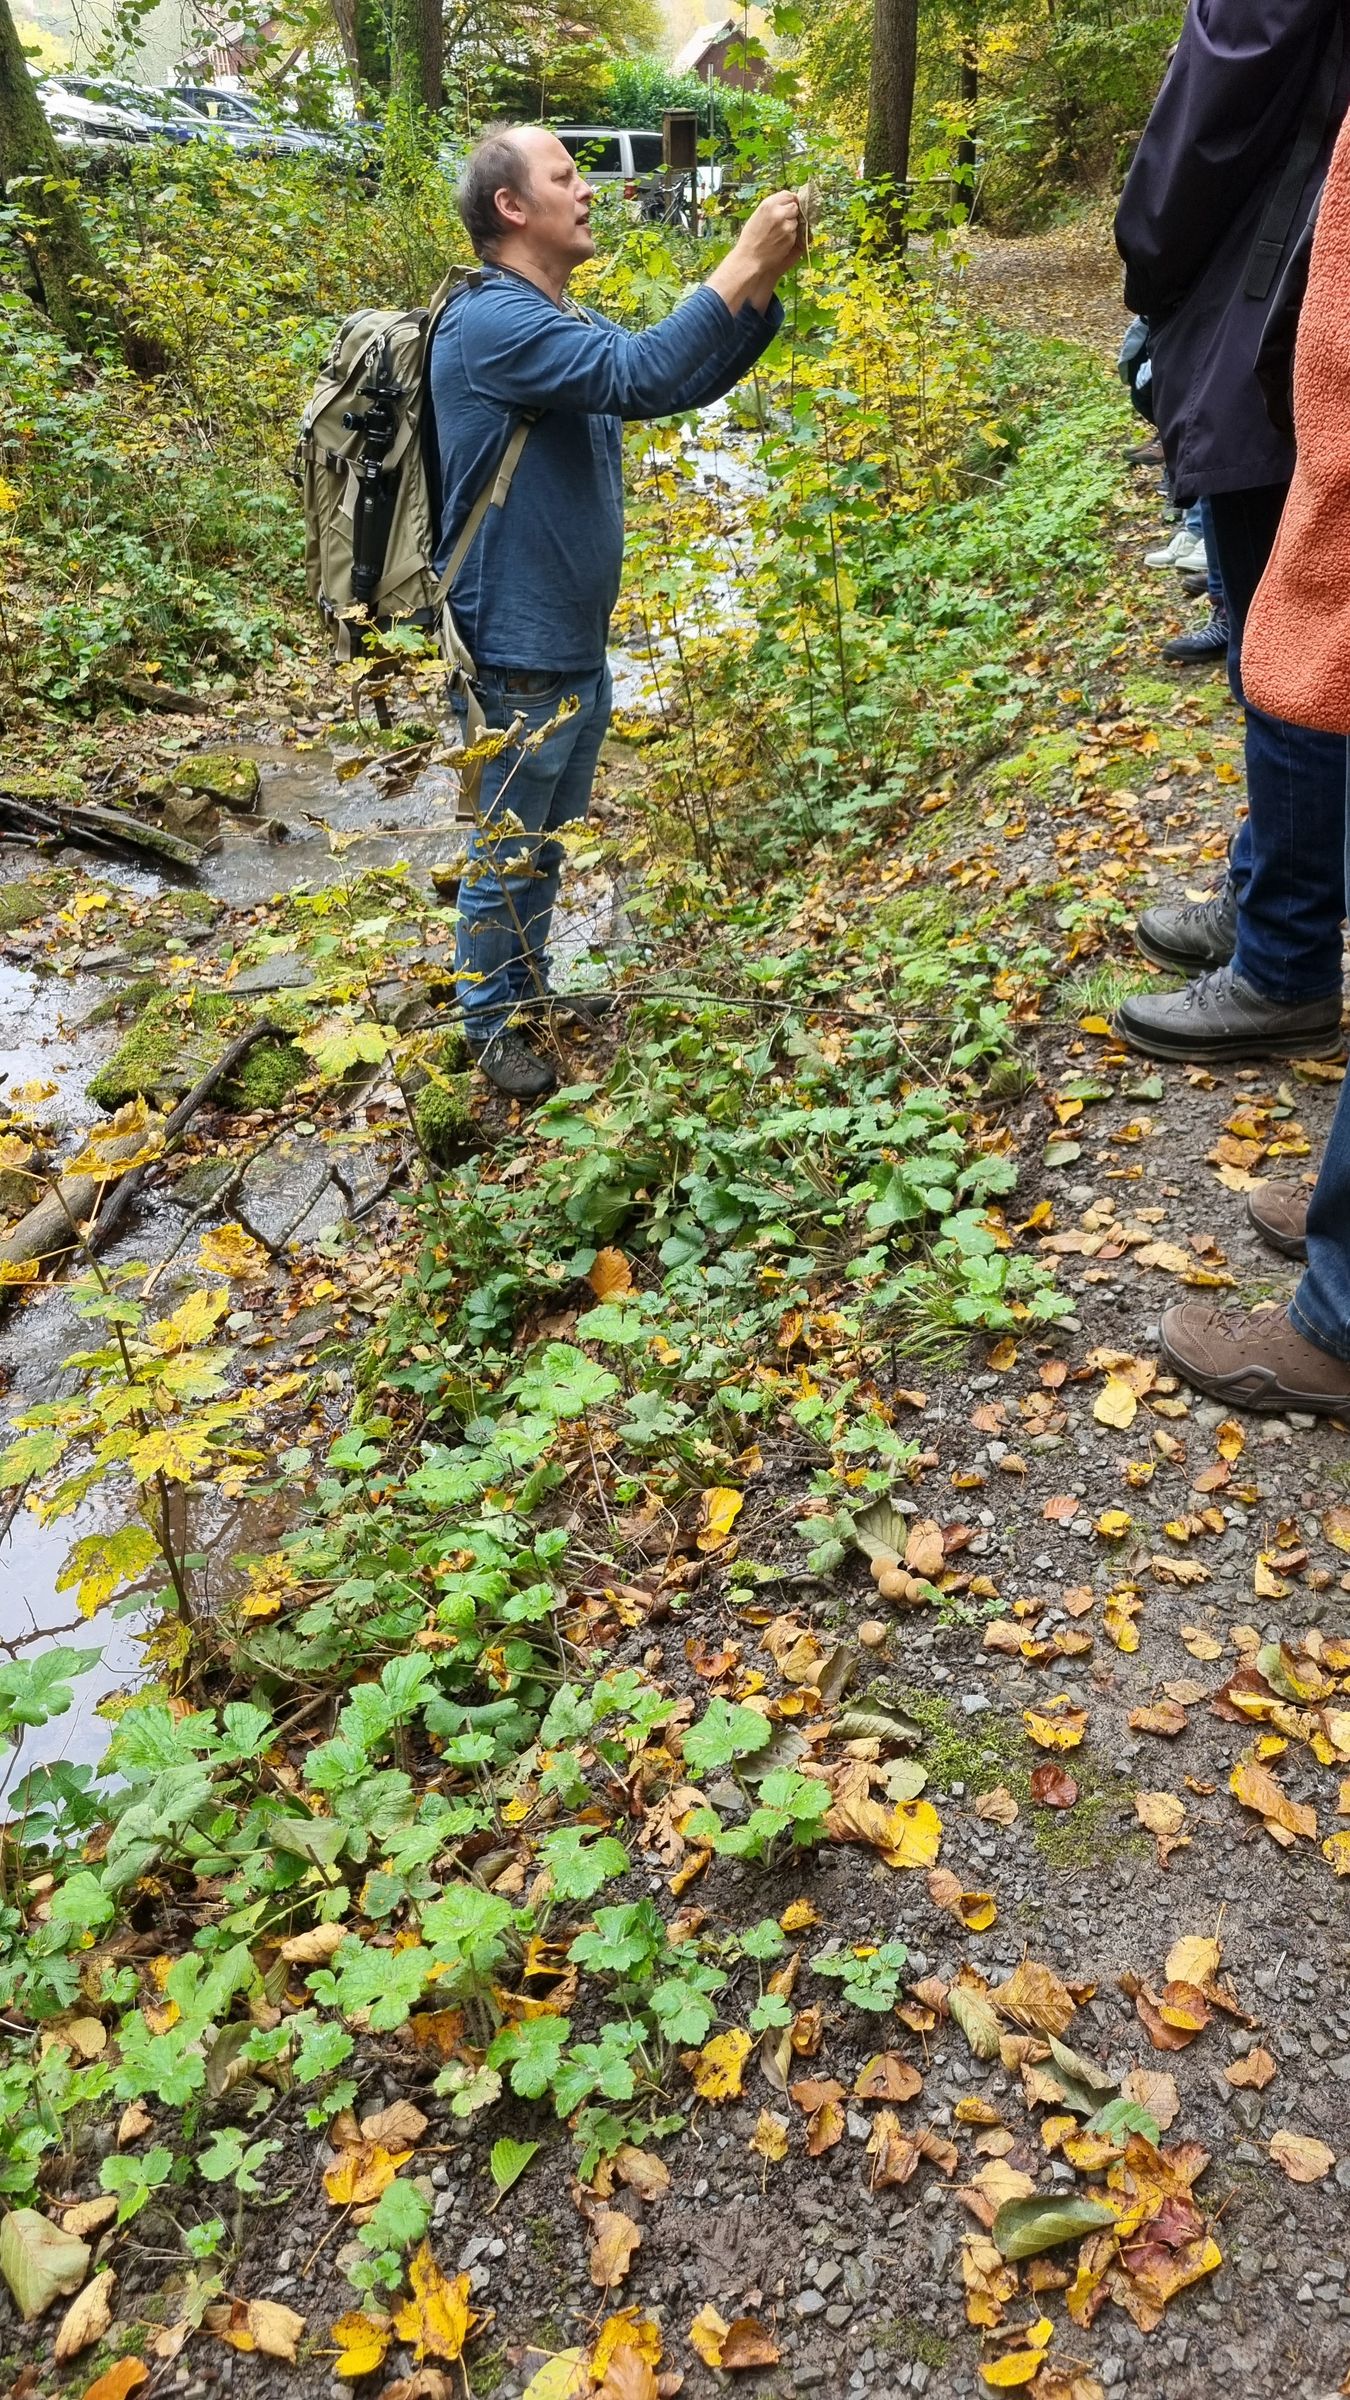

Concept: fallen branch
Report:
left=0, top=1021, right=282, bottom=1284
left=87, top=1020, right=284, bottom=1256
left=0, top=790, right=216, bottom=872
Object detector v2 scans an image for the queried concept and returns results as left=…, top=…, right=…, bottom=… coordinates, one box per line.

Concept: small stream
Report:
left=0, top=402, right=759, bottom=1776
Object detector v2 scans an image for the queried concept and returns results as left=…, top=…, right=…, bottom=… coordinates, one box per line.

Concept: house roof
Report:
left=671, top=17, right=739, bottom=72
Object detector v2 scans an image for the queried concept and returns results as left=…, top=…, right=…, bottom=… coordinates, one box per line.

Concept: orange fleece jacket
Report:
left=1244, top=111, right=1350, bottom=735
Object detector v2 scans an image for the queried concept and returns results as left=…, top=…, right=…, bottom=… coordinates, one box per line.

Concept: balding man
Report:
left=431, top=123, right=804, bottom=1097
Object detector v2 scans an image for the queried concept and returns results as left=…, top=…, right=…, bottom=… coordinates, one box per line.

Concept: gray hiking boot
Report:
left=468, top=1029, right=557, bottom=1098
left=1114, top=966, right=1343, bottom=1064
left=1134, top=880, right=1237, bottom=972
left=1246, top=1182, right=1310, bottom=1261
left=1160, top=1302, right=1350, bottom=1416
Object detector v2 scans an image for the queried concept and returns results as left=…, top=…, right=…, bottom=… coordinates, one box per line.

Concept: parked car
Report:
left=165, top=84, right=336, bottom=158
left=47, top=76, right=215, bottom=145
left=38, top=83, right=151, bottom=154
left=552, top=126, right=719, bottom=225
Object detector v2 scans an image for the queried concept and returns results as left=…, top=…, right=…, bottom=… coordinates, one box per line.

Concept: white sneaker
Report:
left=1145, top=528, right=1209, bottom=575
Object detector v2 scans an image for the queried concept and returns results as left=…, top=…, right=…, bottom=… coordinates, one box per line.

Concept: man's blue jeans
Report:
left=1206, top=484, right=1347, bottom=1005
left=1291, top=745, right=1350, bottom=1362
left=454, top=662, right=611, bottom=1043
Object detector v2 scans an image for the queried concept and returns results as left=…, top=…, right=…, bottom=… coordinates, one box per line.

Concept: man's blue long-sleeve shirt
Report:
left=429, top=265, right=783, bottom=673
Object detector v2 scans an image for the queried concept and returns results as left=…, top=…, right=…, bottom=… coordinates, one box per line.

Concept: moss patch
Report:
left=226, top=1039, right=307, bottom=1112
left=81, top=978, right=159, bottom=1030
left=413, top=1073, right=476, bottom=1165
left=0, top=876, right=66, bottom=934
left=89, top=991, right=236, bottom=1111
left=894, top=1686, right=1146, bottom=1873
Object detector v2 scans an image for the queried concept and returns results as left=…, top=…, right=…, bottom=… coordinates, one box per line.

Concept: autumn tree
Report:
left=0, top=0, right=118, bottom=351
left=863, top=0, right=919, bottom=244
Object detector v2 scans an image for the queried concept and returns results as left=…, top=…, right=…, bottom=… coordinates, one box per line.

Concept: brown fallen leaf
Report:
left=588, top=1247, right=633, bottom=1300
left=866, top=2109, right=921, bottom=2188
left=1269, top=2129, right=1335, bottom=2183
left=116, top=2100, right=152, bottom=2147
left=994, top=1959, right=1076, bottom=2038
left=1226, top=2049, right=1276, bottom=2091
left=54, top=2273, right=115, bottom=2365
left=359, top=2100, right=428, bottom=2149
left=1122, top=2068, right=1180, bottom=2129
left=613, top=2146, right=670, bottom=2203
left=719, top=2320, right=781, bottom=2371
left=59, top=2199, right=119, bottom=2243
left=1129, top=1699, right=1189, bottom=1737
left=207, top=2298, right=306, bottom=2362
left=687, top=2305, right=778, bottom=2371
left=589, top=2210, right=642, bottom=2291
left=1030, top=1764, right=1079, bottom=1810
left=277, top=1920, right=346, bottom=1966
left=974, top=1787, right=1020, bottom=1827
left=382, top=2376, right=455, bottom=2400
left=854, top=2053, right=923, bottom=2103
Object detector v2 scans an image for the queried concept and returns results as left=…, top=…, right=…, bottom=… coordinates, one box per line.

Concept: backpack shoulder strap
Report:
left=1244, top=8, right=1346, bottom=300
left=431, top=416, right=533, bottom=607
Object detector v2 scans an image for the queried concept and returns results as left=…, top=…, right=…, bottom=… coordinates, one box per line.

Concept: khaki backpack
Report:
left=296, top=268, right=531, bottom=790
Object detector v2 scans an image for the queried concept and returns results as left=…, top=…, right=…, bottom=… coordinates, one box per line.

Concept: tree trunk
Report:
left=0, top=0, right=118, bottom=353
left=957, top=33, right=978, bottom=215
left=331, top=0, right=389, bottom=102
left=390, top=0, right=443, bottom=113
left=863, top=0, right=919, bottom=248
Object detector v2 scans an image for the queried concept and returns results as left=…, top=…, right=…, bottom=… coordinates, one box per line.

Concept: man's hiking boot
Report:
left=1162, top=613, right=1228, bottom=665
left=1134, top=881, right=1237, bottom=973
left=1160, top=1302, right=1350, bottom=1416
left=469, top=1030, right=558, bottom=1098
left=1247, top=1182, right=1310, bottom=1260
left=1114, top=967, right=1343, bottom=1064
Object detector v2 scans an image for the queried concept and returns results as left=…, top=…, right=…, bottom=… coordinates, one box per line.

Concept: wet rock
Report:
left=231, top=949, right=313, bottom=996
left=237, top=1141, right=335, bottom=1251
left=288, top=1180, right=347, bottom=1249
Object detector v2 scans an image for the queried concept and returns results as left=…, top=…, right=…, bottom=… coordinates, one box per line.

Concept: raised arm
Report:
left=465, top=193, right=804, bottom=423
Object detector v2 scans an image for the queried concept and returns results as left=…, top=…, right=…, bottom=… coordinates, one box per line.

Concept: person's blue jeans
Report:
left=1205, top=483, right=1347, bottom=1005
left=453, top=661, right=612, bottom=1043
left=1194, top=498, right=1226, bottom=616
left=1290, top=745, right=1350, bottom=1362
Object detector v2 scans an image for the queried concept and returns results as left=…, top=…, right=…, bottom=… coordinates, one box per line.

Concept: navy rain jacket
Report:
left=1115, top=0, right=1350, bottom=503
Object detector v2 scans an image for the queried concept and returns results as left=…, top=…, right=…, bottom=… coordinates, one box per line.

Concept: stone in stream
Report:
left=230, top=949, right=313, bottom=996
left=237, top=1140, right=338, bottom=1251
left=170, top=754, right=261, bottom=814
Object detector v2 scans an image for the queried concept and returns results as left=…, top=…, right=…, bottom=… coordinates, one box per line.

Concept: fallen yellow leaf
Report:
left=696, top=1488, right=743, bottom=1552
left=390, top=2248, right=478, bottom=2362
left=689, top=2028, right=751, bottom=2102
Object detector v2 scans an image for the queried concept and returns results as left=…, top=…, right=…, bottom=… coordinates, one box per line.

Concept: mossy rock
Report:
left=0, top=768, right=85, bottom=807
left=413, top=1073, right=477, bottom=1165
left=171, top=754, right=260, bottom=813
left=0, top=876, right=66, bottom=935
left=88, top=990, right=238, bottom=1112
left=81, top=978, right=159, bottom=1031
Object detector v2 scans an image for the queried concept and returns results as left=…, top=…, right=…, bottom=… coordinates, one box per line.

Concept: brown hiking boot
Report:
left=1159, top=1302, right=1350, bottom=1415
left=1246, top=1182, right=1310, bottom=1261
